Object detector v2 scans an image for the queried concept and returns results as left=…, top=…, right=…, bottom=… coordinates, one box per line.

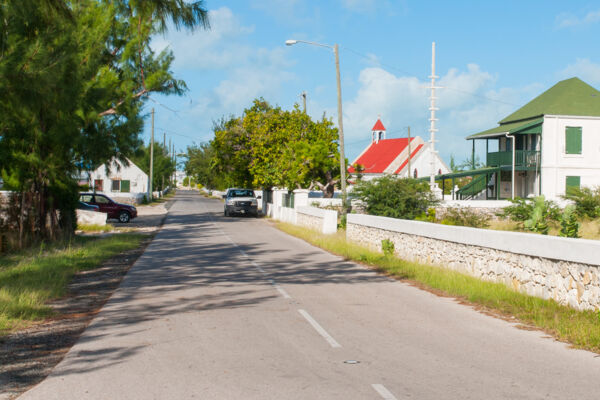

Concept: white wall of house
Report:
left=89, top=158, right=148, bottom=203
left=541, top=115, right=600, bottom=199
left=398, top=143, right=451, bottom=179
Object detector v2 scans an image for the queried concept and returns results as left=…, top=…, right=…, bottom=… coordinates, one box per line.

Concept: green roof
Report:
left=467, top=77, right=600, bottom=139
left=466, top=117, right=542, bottom=139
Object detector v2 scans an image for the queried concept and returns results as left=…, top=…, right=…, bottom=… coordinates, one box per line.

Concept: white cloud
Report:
left=340, top=65, right=538, bottom=161
left=558, top=58, right=600, bottom=85
left=556, top=10, right=600, bottom=28
left=152, top=7, right=255, bottom=70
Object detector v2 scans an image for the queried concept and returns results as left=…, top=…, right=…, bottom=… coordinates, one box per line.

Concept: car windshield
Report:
left=229, top=189, right=254, bottom=198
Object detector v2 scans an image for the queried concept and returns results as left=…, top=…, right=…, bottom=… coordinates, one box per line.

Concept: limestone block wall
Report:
left=296, top=207, right=338, bottom=234
left=347, top=213, right=600, bottom=310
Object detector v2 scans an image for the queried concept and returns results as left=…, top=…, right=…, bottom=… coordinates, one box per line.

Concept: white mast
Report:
left=429, top=42, right=440, bottom=189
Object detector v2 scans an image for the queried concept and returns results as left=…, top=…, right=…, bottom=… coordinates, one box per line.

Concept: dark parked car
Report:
left=224, top=188, right=259, bottom=217
left=79, top=193, right=137, bottom=223
left=77, top=201, right=100, bottom=212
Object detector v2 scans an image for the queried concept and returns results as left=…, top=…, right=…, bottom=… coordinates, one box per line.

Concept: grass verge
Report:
left=0, top=233, right=146, bottom=336
left=276, top=222, right=600, bottom=353
left=77, top=223, right=114, bottom=233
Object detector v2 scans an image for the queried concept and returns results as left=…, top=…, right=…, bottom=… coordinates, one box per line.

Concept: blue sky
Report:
left=148, top=1, right=600, bottom=167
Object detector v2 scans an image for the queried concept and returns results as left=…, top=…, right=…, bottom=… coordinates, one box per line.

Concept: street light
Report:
left=286, top=39, right=347, bottom=212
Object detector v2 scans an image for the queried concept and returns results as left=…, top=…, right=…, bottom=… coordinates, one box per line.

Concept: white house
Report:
left=89, top=157, right=148, bottom=204
left=463, top=77, right=600, bottom=200
left=348, top=118, right=450, bottom=181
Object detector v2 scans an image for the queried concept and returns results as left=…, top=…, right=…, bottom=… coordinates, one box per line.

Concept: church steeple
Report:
left=372, top=117, right=386, bottom=143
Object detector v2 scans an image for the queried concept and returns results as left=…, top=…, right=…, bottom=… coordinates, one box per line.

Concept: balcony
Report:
left=486, top=150, right=540, bottom=168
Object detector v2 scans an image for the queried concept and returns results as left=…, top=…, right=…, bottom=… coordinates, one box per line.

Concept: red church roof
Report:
left=372, top=119, right=386, bottom=131
left=348, top=138, right=419, bottom=174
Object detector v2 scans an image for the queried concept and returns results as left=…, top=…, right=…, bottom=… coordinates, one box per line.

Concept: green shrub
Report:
left=352, top=176, right=438, bottom=220
left=381, top=239, right=395, bottom=257
left=338, top=214, right=347, bottom=230
left=416, top=207, right=437, bottom=223
left=563, top=186, right=600, bottom=218
left=500, top=196, right=559, bottom=227
left=523, top=197, right=549, bottom=235
left=440, top=207, right=490, bottom=228
left=559, top=205, right=579, bottom=238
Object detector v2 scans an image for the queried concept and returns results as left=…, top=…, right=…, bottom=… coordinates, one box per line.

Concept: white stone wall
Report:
left=76, top=210, right=107, bottom=226
left=296, top=206, right=338, bottom=234
left=347, top=214, right=600, bottom=311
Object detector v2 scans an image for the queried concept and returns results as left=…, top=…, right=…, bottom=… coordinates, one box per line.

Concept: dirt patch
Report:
left=0, top=234, right=154, bottom=399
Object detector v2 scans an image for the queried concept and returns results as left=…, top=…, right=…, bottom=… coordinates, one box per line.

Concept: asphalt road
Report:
left=21, top=191, right=600, bottom=399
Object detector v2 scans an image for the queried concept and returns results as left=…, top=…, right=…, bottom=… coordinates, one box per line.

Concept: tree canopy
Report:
left=0, top=0, right=209, bottom=248
left=198, top=99, right=342, bottom=195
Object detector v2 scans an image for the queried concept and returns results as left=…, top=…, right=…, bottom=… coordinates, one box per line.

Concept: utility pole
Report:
left=149, top=108, right=154, bottom=201
left=163, top=132, right=166, bottom=148
left=407, top=126, right=411, bottom=178
left=301, top=91, right=307, bottom=113
left=334, top=44, right=347, bottom=213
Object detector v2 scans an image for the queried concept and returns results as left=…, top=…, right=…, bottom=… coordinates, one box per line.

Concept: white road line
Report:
left=372, top=384, right=398, bottom=400
left=298, top=309, right=341, bottom=348
left=269, top=279, right=291, bottom=299
left=251, top=261, right=266, bottom=274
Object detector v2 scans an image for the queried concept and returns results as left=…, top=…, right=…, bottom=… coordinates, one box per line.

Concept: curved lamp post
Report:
left=285, top=39, right=347, bottom=211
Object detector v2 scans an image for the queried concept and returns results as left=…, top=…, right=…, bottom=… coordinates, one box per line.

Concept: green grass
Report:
left=77, top=223, right=114, bottom=233
left=0, top=234, right=146, bottom=335
left=276, top=223, right=600, bottom=353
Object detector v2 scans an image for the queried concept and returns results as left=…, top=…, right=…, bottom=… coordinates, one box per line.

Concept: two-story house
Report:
left=461, top=77, right=600, bottom=200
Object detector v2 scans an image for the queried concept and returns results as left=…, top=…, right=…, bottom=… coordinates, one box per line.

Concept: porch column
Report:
left=471, top=140, right=475, bottom=170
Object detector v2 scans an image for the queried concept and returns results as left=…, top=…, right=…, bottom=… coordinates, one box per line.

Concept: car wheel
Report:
left=224, top=209, right=228, bottom=217
left=118, top=211, right=131, bottom=223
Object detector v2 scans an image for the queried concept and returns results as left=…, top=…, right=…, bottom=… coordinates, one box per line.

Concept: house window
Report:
left=413, top=169, right=418, bottom=178
left=565, top=127, right=582, bottom=154
left=121, top=180, right=130, bottom=193
left=111, top=179, right=131, bottom=192
left=565, top=176, right=580, bottom=194
left=94, top=179, right=103, bottom=192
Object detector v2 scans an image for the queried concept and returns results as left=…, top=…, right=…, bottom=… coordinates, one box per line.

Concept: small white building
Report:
left=465, top=77, right=600, bottom=200
left=89, top=157, right=148, bottom=204
left=348, top=118, right=450, bottom=181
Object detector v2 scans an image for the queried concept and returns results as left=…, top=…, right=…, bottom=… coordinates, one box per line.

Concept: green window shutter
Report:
left=565, top=127, right=582, bottom=154
left=121, top=180, right=130, bottom=193
left=565, top=176, right=580, bottom=194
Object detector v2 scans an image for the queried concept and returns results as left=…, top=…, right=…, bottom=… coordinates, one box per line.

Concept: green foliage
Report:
left=440, top=207, right=490, bottom=228
left=130, top=142, right=175, bottom=191
left=0, top=0, right=209, bottom=247
left=498, top=197, right=533, bottom=222
left=0, top=233, right=144, bottom=335
left=415, top=207, right=436, bottom=223
left=338, top=214, right=347, bottom=230
left=559, top=205, right=580, bottom=238
left=381, top=239, right=395, bottom=257
left=562, top=186, right=600, bottom=218
left=184, top=142, right=227, bottom=190
left=210, top=99, right=341, bottom=194
left=523, top=196, right=550, bottom=234
left=352, top=176, right=438, bottom=219
left=499, top=196, right=563, bottom=235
